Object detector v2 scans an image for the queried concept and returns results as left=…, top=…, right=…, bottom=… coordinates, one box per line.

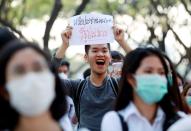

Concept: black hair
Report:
left=60, top=60, right=70, bottom=69
left=0, top=40, right=67, bottom=130
left=115, top=47, right=180, bottom=119
left=182, top=82, right=191, bottom=96
left=84, top=43, right=111, bottom=54
left=110, top=50, right=124, bottom=62
left=0, top=27, right=17, bottom=50
left=162, top=54, right=190, bottom=113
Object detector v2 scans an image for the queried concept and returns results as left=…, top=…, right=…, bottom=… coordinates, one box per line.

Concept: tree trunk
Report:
left=43, top=0, right=62, bottom=54
left=74, top=0, right=91, bottom=16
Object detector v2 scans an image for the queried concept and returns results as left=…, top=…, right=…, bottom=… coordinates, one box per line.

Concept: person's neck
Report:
left=15, top=112, right=61, bottom=131
left=90, top=72, right=107, bottom=87
left=133, top=94, right=158, bottom=124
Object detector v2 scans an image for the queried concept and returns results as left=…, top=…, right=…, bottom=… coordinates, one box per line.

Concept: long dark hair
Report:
left=0, top=40, right=67, bottom=130
left=115, top=47, right=179, bottom=119
left=163, top=54, right=190, bottom=113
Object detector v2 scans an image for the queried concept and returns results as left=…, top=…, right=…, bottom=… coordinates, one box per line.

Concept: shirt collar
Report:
left=120, top=102, right=165, bottom=123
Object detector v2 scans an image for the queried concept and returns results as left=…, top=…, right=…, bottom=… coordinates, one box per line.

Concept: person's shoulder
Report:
left=167, top=115, right=191, bottom=131
left=102, top=111, right=120, bottom=122
left=101, top=111, right=122, bottom=131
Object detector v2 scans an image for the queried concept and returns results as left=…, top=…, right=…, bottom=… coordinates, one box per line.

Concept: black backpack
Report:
left=73, top=77, right=119, bottom=122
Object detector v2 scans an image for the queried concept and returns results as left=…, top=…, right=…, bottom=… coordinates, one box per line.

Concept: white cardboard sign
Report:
left=69, top=13, right=114, bottom=45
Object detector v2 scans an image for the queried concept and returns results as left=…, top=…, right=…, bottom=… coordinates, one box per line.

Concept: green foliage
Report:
left=85, top=0, right=118, bottom=14
left=23, top=0, right=53, bottom=18
left=61, top=0, right=77, bottom=16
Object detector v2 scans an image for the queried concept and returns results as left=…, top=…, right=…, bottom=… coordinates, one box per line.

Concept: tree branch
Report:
left=0, top=17, right=26, bottom=39
left=43, top=0, right=62, bottom=53
left=180, top=0, right=191, bottom=16
left=149, top=0, right=166, bottom=17
left=0, top=0, right=6, bottom=18
left=74, top=0, right=90, bottom=16
left=168, top=24, right=189, bottom=50
left=183, top=63, right=191, bottom=79
left=175, top=55, right=186, bottom=68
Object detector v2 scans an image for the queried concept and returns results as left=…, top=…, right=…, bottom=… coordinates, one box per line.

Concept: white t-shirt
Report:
left=101, top=102, right=165, bottom=131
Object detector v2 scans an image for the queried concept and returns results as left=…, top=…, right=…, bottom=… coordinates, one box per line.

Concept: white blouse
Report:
left=101, top=102, right=165, bottom=131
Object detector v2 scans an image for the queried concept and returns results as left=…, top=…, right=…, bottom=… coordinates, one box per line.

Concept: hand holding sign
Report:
left=113, top=26, right=125, bottom=44
left=69, top=13, right=114, bottom=45
left=61, top=26, right=72, bottom=46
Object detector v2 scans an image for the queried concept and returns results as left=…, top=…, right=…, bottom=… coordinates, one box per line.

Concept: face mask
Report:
left=135, top=74, right=168, bottom=105
left=59, top=72, right=68, bottom=79
left=6, top=71, right=55, bottom=117
left=186, top=96, right=191, bottom=106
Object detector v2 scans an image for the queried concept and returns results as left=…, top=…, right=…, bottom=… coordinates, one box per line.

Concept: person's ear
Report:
left=126, top=74, right=136, bottom=88
left=84, top=54, right=88, bottom=63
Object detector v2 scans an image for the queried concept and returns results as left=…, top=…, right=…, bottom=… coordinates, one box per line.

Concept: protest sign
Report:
left=69, top=13, right=114, bottom=45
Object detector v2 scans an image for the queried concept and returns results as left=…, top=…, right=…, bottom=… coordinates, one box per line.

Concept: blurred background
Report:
left=1, top=0, right=191, bottom=80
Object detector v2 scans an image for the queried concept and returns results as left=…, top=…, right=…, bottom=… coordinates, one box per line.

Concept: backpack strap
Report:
left=117, top=113, right=128, bottom=131
left=74, top=79, right=87, bottom=122
left=163, top=113, right=181, bottom=131
left=109, top=77, right=119, bottom=96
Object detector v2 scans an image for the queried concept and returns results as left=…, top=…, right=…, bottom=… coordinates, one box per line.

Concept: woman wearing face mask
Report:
left=101, top=48, right=183, bottom=131
left=182, top=83, right=191, bottom=110
left=0, top=40, right=68, bottom=131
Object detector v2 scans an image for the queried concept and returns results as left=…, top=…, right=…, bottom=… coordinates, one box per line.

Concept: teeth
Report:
left=97, top=60, right=104, bottom=62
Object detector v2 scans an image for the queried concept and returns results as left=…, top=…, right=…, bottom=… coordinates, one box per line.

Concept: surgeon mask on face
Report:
left=134, top=74, right=168, bottom=105
left=186, top=96, right=191, bottom=106
left=6, top=71, right=55, bottom=117
left=59, top=72, right=68, bottom=79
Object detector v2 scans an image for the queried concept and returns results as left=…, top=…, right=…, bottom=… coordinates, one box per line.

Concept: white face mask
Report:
left=6, top=71, right=55, bottom=117
left=59, top=72, right=68, bottom=79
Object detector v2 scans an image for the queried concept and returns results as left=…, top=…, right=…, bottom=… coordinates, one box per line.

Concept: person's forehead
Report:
left=60, top=65, right=68, bottom=69
left=139, top=56, right=164, bottom=68
left=89, top=44, right=109, bottom=49
left=10, top=48, right=45, bottom=64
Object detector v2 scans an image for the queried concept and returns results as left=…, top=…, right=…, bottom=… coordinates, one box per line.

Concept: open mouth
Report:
left=96, top=60, right=105, bottom=66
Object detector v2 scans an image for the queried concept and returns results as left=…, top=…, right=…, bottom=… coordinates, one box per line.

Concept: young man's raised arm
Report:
left=55, top=26, right=72, bottom=59
left=51, top=26, right=72, bottom=69
left=113, top=26, right=132, bottom=53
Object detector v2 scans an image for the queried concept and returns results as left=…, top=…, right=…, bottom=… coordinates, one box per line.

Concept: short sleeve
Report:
left=101, top=111, right=122, bottom=131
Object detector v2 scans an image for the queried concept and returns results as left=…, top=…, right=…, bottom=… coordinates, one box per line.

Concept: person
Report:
left=108, top=50, right=124, bottom=78
left=0, top=40, right=68, bottom=131
left=58, top=60, right=70, bottom=79
left=52, top=24, right=131, bottom=131
left=167, top=115, right=191, bottom=131
left=163, top=54, right=190, bottom=114
left=182, top=83, right=191, bottom=110
left=110, top=50, right=124, bottom=63
left=56, top=60, right=78, bottom=128
left=176, top=72, right=184, bottom=93
left=101, top=48, right=183, bottom=131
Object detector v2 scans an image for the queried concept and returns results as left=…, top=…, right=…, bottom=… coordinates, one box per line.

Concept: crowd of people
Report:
left=0, top=14, right=191, bottom=131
